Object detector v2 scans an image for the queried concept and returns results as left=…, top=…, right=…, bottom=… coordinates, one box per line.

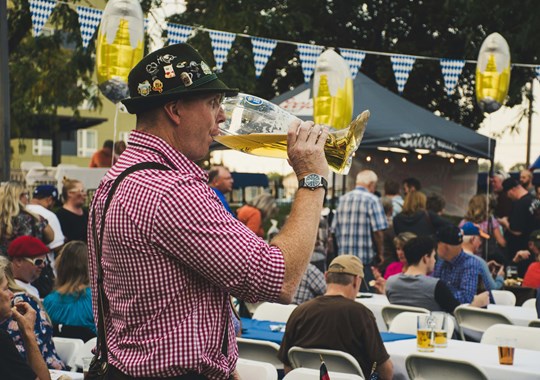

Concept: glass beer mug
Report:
left=214, top=93, right=369, bottom=175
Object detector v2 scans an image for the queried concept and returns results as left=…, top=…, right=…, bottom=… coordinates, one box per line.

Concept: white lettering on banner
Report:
left=390, top=133, right=457, bottom=151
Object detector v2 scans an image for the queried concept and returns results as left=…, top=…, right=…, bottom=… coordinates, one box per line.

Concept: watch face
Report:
left=305, top=174, right=321, bottom=188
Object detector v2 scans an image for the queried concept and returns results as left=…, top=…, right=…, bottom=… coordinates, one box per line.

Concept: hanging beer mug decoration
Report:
left=475, top=32, right=511, bottom=113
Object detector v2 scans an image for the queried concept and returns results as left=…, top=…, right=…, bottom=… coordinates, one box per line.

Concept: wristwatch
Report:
left=299, top=174, right=328, bottom=202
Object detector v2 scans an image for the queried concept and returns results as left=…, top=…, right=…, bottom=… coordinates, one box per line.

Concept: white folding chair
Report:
left=236, top=358, right=278, bottom=380
left=283, top=368, right=363, bottom=380
left=454, top=305, right=512, bottom=341
left=492, top=290, right=516, bottom=306
left=529, top=319, right=540, bottom=328
left=236, top=337, right=283, bottom=369
left=522, top=298, right=536, bottom=309
left=288, top=346, right=365, bottom=378
left=252, top=302, right=298, bottom=323
left=381, top=304, right=430, bottom=329
left=74, top=337, right=97, bottom=370
left=405, top=354, right=488, bottom=380
left=481, top=323, right=540, bottom=351
left=388, top=312, right=455, bottom=338
left=52, top=337, right=85, bottom=371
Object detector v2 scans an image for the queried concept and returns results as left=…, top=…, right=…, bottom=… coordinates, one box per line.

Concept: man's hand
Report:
left=370, top=266, right=386, bottom=294
left=287, top=120, right=329, bottom=180
left=11, top=302, right=36, bottom=337
left=498, top=217, right=509, bottom=230
left=471, top=291, right=489, bottom=308
left=513, top=250, right=530, bottom=263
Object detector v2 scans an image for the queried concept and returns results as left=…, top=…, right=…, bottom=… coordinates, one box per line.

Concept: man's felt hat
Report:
left=327, top=255, right=364, bottom=278
left=122, top=43, right=238, bottom=114
left=7, top=236, right=49, bottom=259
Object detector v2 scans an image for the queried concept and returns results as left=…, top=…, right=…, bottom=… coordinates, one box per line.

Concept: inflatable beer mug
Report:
left=215, top=93, right=368, bottom=175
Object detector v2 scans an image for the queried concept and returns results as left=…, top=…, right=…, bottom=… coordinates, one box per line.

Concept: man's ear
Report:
left=163, top=100, right=182, bottom=125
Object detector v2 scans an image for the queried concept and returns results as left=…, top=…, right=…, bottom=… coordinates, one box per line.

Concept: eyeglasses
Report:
left=23, top=257, right=47, bottom=267
left=68, top=189, right=86, bottom=194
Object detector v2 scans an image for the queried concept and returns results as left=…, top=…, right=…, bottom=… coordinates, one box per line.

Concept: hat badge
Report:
left=137, top=80, right=151, bottom=96
left=152, top=79, right=164, bottom=93
left=180, top=72, right=193, bottom=87
left=164, top=64, right=176, bottom=79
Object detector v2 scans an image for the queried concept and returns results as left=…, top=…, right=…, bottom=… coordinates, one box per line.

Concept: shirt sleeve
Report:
left=434, top=280, right=461, bottom=313
left=0, top=331, right=36, bottom=380
left=357, top=308, right=390, bottom=370
left=308, top=267, right=327, bottom=296
left=452, top=263, right=479, bottom=304
left=369, top=198, right=389, bottom=232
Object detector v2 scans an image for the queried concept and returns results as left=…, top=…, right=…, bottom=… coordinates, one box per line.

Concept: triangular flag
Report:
left=208, top=30, right=236, bottom=72
left=251, top=37, right=278, bottom=78
left=167, top=23, right=193, bottom=45
left=29, top=0, right=57, bottom=37
left=320, top=360, right=330, bottom=380
left=297, top=43, right=323, bottom=83
left=536, top=66, right=540, bottom=82
left=390, top=55, right=416, bottom=94
left=440, top=59, right=466, bottom=96
left=144, top=18, right=149, bottom=33
left=340, top=48, right=366, bottom=79
left=76, top=6, right=102, bottom=49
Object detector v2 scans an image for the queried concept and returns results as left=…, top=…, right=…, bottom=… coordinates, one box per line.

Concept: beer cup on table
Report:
left=417, top=315, right=435, bottom=352
left=497, top=337, right=516, bottom=365
left=431, top=311, right=449, bottom=348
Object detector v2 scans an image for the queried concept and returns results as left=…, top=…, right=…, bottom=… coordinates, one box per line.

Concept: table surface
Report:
left=49, top=370, right=84, bottom=380
left=488, top=304, right=538, bottom=326
left=385, top=338, right=540, bottom=380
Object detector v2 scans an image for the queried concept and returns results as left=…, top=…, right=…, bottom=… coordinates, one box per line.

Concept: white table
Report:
left=355, top=293, right=389, bottom=332
left=488, top=304, right=537, bottom=327
left=385, top=338, right=540, bottom=380
left=49, top=370, right=84, bottom=380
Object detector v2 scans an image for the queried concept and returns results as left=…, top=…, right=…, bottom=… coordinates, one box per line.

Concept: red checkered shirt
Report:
left=87, top=130, right=285, bottom=379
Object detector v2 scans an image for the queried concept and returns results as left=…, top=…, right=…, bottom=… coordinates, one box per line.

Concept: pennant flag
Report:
left=208, top=30, right=236, bottom=72
left=340, top=48, right=366, bottom=78
left=440, top=59, right=466, bottom=96
left=320, top=360, right=330, bottom=380
left=167, top=23, right=194, bottom=45
left=29, top=0, right=57, bottom=37
left=77, top=6, right=102, bottom=49
left=144, top=18, right=149, bottom=33
left=251, top=37, right=278, bottom=78
left=536, top=66, right=540, bottom=82
left=390, top=55, right=416, bottom=94
left=297, top=43, right=323, bottom=83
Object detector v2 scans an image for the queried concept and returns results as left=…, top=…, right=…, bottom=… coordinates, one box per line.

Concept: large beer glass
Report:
left=215, top=93, right=369, bottom=175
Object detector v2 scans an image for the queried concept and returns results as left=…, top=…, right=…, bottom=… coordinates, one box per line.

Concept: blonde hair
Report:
left=61, top=178, right=83, bottom=202
left=0, top=256, right=8, bottom=284
left=464, top=194, right=488, bottom=223
left=402, top=191, right=427, bottom=215
left=55, top=241, right=90, bottom=296
left=0, top=181, right=36, bottom=240
left=393, top=232, right=417, bottom=248
left=249, top=193, right=278, bottom=220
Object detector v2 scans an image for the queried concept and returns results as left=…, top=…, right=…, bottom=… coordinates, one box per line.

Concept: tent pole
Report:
left=0, top=0, right=10, bottom=181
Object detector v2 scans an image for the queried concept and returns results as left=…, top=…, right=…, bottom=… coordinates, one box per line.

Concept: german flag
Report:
left=320, top=360, right=330, bottom=380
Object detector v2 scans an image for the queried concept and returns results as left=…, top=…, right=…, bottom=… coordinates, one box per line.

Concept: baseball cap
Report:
left=7, top=236, right=49, bottom=258
left=33, top=185, right=58, bottom=200
left=122, top=43, right=238, bottom=114
left=530, top=229, right=540, bottom=242
left=461, top=222, right=490, bottom=239
left=436, top=224, right=463, bottom=245
left=327, top=255, right=364, bottom=277
left=502, top=177, right=519, bottom=192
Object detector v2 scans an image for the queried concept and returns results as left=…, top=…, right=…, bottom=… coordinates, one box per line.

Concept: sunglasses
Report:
left=24, top=257, right=47, bottom=267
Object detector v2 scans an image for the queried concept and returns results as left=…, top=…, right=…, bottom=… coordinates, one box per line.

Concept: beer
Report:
left=434, top=330, right=448, bottom=347
left=416, top=329, right=434, bottom=352
left=498, top=346, right=515, bottom=365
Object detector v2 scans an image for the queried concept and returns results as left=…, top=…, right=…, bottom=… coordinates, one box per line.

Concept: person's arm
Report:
left=434, top=280, right=461, bottom=313
left=513, top=250, right=531, bottom=263
left=498, top=217, right=522, bottom=236
left=271, top=122, right=329, bottom=303
left=11, top=302, right=51, bottom=380
left=493, top=225, right=506, bottom=247
left=373, top=230, right=384, bottom=264
left=451, top=265, right=478, bottom=304
left=376, top=359, right=393, bottom=380
left=42, top=224, right=54, bottom=245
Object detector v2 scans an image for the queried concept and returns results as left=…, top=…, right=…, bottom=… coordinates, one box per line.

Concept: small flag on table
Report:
left=320, top=360, right=330, bottom=380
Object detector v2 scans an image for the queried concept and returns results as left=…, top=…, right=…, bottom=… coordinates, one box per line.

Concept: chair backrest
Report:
left=492, top=290, right=517, bottom=306
left=529, top=319, right=540, bottom=328
left=52, top=336, right=85, bottom=371
left=288, top=346, right=365, bottom=378
left=388, top=312, right=455, bottom=337
left=406, top=354, right=488, bottom=380
left=522, top=298, right=536, bottom=309
left=252, top=302, right=298, bottom=323
left=236, top=358, right=278, bottom=380
left=381, top=304, right=430, bottom=329
left=20, top=161, right=45, bottom=172
left=481, top=323, right=540, bottom=351
left=454, top=305, right=512, bottom=341
left=236, top=337, right=283, bottom=368
left=74, top=337, right=97, bottom=370
left=283, top=368, right=363, bottom=380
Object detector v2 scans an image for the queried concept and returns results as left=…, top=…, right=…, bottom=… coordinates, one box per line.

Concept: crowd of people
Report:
left=1, top=42, right=540, bottom=380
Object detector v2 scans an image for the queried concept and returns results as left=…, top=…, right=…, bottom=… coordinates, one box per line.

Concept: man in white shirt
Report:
left=7, top=236, right=50, bottom=299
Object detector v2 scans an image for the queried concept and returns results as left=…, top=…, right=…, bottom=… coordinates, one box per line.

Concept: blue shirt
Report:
left=43, top=287, right=96, bottom=334
left=433, top=251, right=492, bottom=304
left=211, top=187, right=235, bottom=217
left=333, top=186, right=388, bottom=264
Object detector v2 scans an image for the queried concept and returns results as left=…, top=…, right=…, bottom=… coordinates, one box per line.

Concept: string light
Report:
left=417, top=154, right=422, bottom=160
left=464, top=158, right=469, bottom=163
left=366, top=156, right=372, bottom=162
left=449, top=157, right=455, bottom=164
left=384, top=158, right=389, bottom=164
left=402, top=157, right=407, bottom=163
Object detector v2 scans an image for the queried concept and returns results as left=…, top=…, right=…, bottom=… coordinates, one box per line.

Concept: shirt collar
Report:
left=446, top=250, right=466, bottom=266
left=355, top=185, right=369, bottom=192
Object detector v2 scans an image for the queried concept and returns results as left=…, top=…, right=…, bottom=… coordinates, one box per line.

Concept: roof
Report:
left=272, top=72, right=495, bottom=160
left=17, top=114, right=108, bottom=139
left=231, top=172, right=269, bottom=189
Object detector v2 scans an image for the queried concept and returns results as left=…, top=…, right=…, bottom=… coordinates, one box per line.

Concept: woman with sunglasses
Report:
left=56, top=178, right=88, bottom=243
left=1, top=236, right=66, bottom=371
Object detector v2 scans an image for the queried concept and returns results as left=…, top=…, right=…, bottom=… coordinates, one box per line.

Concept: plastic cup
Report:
left=431, top=312, right=449, bottom=348
left=82, top=356, right=94, bottom=378
left=417, top=315, right=435, bottom=352
left=497, top=338, right=516, bottom=365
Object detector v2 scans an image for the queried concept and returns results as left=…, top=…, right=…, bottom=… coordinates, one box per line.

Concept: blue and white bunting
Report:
left=29, top=0, right=57, bottom=37
left=390, top=55, right=416, bottom=94
left=167, top=23, right=193, bottom=45
left=340, top=48, right=366, bottom=78
left=208, top=30, right=236, bottom=72
left=440, top=59, right=466, bottom=96
left=251, top=37, right=278, bottom=78
left=536, top=66, right=540, bottom=83
left=297, top=43, right=323, bottom=83
left=76, top=6, right=102, bottom=49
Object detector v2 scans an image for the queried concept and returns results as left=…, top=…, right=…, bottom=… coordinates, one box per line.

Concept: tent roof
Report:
left=272, top=72, right=495, bottom=160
